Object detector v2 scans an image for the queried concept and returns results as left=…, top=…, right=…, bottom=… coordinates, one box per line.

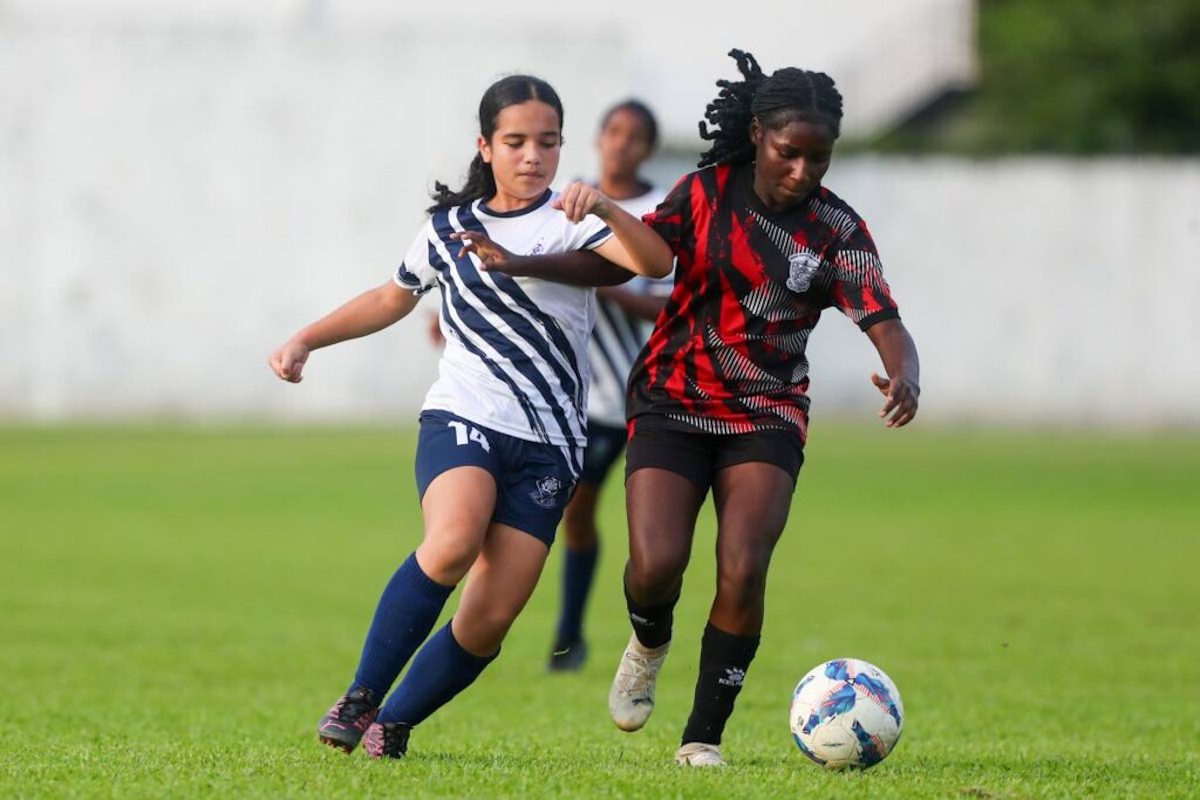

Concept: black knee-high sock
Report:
left=624, top=569, right=677, bottom=649
left=681, top=623, right=760, bottom=745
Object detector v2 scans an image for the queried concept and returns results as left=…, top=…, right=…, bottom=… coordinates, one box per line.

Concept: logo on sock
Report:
left=718, top=667, right=746, bottom=687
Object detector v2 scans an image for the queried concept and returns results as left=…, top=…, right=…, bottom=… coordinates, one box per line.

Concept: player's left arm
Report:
left=864, top=319, right=920, bottom=428
left=828, top=217, right=919, bottom=428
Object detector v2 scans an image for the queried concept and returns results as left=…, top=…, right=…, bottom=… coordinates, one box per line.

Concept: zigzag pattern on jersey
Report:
left=832, top=247, right=885, bottom=286
left=750, top=210, right=801, bottom=259
left=740, top=393, right=810, bottom=430
left=705, top=324, right=787, bottom=397
left=812, top=198, right=857, bottom=239
left=740, top=278, right=801, bottom=322
left=666, top=412, right=758, bottom=436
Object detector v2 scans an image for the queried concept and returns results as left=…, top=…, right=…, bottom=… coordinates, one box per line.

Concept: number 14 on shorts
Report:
left=447, top=420, right=491, bottom=452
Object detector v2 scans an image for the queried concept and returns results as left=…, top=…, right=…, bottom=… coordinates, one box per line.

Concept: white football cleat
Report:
left=608, top=633, right=670, bottom=732
left=675, top=742, right=727, bottom=767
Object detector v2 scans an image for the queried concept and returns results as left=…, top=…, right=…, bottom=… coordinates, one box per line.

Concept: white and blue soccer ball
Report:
left=789, top=658, right=904, bottom=770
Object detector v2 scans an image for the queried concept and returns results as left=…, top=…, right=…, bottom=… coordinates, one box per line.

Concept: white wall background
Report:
left=5, top=1, right=1198, bottom=427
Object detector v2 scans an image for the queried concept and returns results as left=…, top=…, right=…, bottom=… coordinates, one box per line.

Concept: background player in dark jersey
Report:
left=457, top=49, right=920, bottom=767
left=549, top=100, right=672, bottom=672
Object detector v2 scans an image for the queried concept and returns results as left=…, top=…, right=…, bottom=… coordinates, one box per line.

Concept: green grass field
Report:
left=2, top=424, right=1198, bottom=798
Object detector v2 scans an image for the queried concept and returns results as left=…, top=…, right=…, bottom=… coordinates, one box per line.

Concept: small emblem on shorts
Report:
left=529, top=475, right=563, bottom=509
left=787, top=251, right=821, bottom=293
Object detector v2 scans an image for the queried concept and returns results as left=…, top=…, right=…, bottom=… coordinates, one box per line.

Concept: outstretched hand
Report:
left=871, top=372, right=919, bottom=428
left=269, top=340, right=310, bottom=383
left=451, top=231, right=517, bottom=273
left=553, top=181, right=612, bottom=223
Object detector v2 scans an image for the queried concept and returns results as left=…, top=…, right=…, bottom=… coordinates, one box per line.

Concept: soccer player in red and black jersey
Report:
left=607, top=50, right=919, bottom=767
left=455, top=49, right=919, bottom=767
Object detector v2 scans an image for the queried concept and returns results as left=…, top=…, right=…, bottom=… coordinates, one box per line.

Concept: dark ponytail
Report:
left=428, top=74, right=564, bottom=213
left=698, top=49, right=844, bottom=169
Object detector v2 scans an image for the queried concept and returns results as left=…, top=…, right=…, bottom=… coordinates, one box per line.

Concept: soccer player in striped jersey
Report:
left=469, top=51, right=921, bottom=767
left=268, top=74, right=672, bottom=760
left=548, top=100, right=673, bottom=672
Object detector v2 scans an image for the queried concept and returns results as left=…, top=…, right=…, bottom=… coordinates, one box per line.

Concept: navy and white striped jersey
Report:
left=394, top=189, right=613, bottom=471
left=586, top=187, right=672, bottom=428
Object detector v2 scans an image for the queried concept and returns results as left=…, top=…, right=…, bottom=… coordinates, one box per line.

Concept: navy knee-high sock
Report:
left=350, top=553, right=454, bottom=699
left=377, top=622, right=497, bottom=726
left=554, top=542, right=599, bottom=647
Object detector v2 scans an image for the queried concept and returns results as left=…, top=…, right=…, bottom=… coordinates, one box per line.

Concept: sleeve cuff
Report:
left=394, top=264, right=433, bottom=295
left=857, top=307, right=900, bottom=332
left=582, top=226, right=614, bottom=250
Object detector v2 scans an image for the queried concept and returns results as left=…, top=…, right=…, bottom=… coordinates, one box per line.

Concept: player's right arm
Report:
left=269, top=281, right=420, bottom=383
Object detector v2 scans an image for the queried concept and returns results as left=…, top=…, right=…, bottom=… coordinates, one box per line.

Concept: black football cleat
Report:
left=317, top=687, right=380, bottom=753
left=362, top=721, right=412, bottom=759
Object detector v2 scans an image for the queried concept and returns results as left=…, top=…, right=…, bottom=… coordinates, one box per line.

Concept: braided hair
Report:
left=428, top=75, right=564, bottom=213
left=698, top=49, right=843, bottom=169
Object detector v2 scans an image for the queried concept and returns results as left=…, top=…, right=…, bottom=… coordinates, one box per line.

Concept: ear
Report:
left=478, top=134, right=491, bottom=164
left=749, top=117, right=763, bottom=146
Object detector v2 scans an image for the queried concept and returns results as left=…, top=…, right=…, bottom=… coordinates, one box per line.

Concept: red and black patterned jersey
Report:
left=627, top=162, right=899, bottom=442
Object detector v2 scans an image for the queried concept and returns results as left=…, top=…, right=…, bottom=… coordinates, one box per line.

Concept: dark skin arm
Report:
left=451, top=231, right=636, bottom=287
left=863, top=318, right=921, bottom=428
left=596, top=286, right=669, bottom=322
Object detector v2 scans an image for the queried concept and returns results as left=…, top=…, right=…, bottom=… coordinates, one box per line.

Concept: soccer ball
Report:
left=789, top=658, right=904, bottom=770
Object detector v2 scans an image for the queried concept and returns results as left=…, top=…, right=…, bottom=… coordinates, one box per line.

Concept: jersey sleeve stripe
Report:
left=582, top=226, right=614, bottom=249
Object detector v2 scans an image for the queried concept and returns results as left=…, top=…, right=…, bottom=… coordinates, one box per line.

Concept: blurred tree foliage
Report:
left=868, top=0, right=1200, bottom=154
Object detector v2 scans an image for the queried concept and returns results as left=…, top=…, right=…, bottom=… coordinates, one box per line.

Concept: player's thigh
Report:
left=414, top=411, right=501, bottom=580
left=625, top=467, right=707, bottom=580
left=452, top=522, right=551, bottom=656
left=711, top=460, right=796, bottom=573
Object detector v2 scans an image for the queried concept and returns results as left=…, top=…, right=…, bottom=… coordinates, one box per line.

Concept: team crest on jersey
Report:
left=529, top=475, right=564, bottom=509
left=786, top=251, right=822, bottom=293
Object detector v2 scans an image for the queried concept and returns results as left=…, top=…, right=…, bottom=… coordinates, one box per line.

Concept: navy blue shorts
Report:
left=415, top=410, right=579, bottom=546
left=577, top=421, right=628, bottom=487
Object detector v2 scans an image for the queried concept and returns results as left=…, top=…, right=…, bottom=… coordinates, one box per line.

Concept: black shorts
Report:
left=625, top=416, right=805, bottom=493
left=578, top=421, right=628, bottom=487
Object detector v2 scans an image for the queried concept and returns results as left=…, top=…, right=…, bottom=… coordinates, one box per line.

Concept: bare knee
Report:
left=715, top=554, right=770, bottom=609
left=627, top=549, right=687, bottom=603
left=416, top=533, right=483, bottom=585
left=453, top=604, right=518, bottom=656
